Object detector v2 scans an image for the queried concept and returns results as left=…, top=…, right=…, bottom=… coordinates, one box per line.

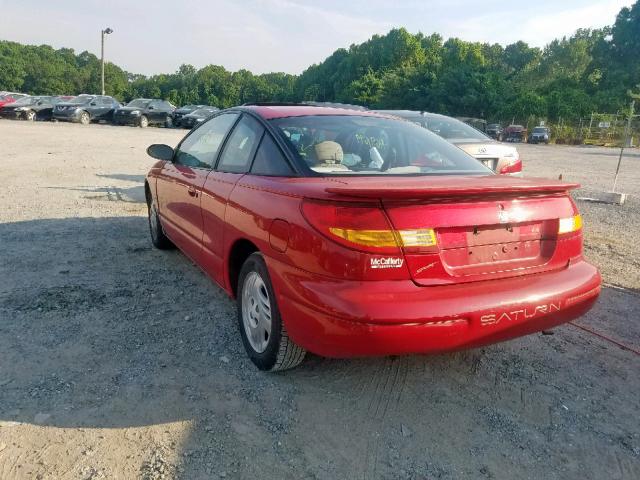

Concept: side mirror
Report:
left=90, top=102, right=97, bottom=106
left=148, top=105, right=155, bottom=110
left=147, top=144, right=174, bottom=161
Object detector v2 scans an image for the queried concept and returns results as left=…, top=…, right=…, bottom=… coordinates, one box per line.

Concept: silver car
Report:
left=375, top=110, right=522, bottom=175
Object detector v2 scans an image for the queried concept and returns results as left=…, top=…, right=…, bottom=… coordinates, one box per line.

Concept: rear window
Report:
left=423, top=116, right=489, bottom=141
left=270, top=115, right=491, bottom=176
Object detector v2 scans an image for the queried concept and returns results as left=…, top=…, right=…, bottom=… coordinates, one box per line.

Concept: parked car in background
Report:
left=0, top=95, right=64, bottom=121
left=375, top=110, right=522, bottom=175
left=529, top=126, right=551, bottom=144
left=113, top=99, right=175, bottom=127
left=504, top=125, right=528, bottom=143
left=486, top=123, right=503, bottom=141
left=179, top=106, right=220, bottom=128
left=144, top=104, right=600, bottom=371
left=0, top=92, right=29, bottom=108
left=53, top=95, right=120, bottom=124
left=172, top=104, right=207, bottom=127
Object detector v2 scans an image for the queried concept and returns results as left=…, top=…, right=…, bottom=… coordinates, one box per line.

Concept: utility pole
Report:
left=101, top=28, right=113, bottom=95
left=612, top=100, right=634, bottom=193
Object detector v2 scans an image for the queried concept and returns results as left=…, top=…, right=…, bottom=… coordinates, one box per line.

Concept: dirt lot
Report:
left=0, top=120, right=638, bottom=480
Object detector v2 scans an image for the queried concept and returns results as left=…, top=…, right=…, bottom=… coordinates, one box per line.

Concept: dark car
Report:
left=113, top=99, right=175, bottom=128
left=179, top=106, right=220, bottom=129
left=529, top=126, right=551, bottom=144
left=0, top=95, right=64, bottom=121
left=171, top=104, right=207, bottom=127
left=53, top=95, right=120, bottom=124
left=486, top=123, right=503, bottom=141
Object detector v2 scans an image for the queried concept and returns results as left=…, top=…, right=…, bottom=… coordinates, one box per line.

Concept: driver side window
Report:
left=174, top=113, right=239, bottom=169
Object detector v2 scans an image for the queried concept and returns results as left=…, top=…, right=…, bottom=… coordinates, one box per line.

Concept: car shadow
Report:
left=45, top=173, right=147, bottom=204
left=0, top=216, right=639, bottom=479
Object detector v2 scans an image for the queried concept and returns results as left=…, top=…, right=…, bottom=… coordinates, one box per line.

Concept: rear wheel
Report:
left=79, top=110, right=91, bottom=125
left=24, top=110, right=36, bottom=121
left=237, top=253, right=306, bottom=372
left=164, top=116, right=173, bottom=128
left=148, top=199, right=173, bottom=249
left=138, top=115, right=149, bottom=128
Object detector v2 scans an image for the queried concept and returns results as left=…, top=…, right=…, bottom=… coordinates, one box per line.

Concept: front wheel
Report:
left=79, top=111, right=91, bottom=125
left=148, top=200, right=173, bottom=249
left=138, top=115, right=149, bottom=128
left=164, top=116, right=173, bottom=128
left=24, top=110, right=36, bottom=121
left=237, top=253, right=306, bottom=372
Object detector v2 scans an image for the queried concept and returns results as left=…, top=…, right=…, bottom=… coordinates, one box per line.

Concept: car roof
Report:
left=374, top=109, right=462, bottom=122
left=241, top=104, right=389, bottom=120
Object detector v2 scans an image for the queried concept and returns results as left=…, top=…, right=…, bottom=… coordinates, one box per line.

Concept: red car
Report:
left=145, top=105, right=601, bottom=371
left=0, top=92, right=28, bottom=109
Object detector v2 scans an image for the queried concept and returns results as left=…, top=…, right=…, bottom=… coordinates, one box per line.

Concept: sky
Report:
left=0, top=0, right=633, bottom=76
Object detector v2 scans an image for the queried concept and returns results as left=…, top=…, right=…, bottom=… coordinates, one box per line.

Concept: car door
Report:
left=94, top=97, right=111, bottom=119
left=200, top=114, right=264, bottom=286
left=156, top=112, right=240, bottom=264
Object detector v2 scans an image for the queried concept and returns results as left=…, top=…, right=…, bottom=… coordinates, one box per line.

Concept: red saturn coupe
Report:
left=145, top=104, right=601, bottom=371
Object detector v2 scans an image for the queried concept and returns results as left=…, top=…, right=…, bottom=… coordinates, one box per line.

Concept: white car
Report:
left=375, top=110, right=522, bottom=175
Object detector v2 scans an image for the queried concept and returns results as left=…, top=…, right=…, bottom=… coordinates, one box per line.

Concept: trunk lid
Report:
left=324, top=175, right=581, bottom=286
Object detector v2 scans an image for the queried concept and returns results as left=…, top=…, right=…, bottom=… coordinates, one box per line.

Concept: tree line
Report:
left=1, top=0, right=638, bottom=123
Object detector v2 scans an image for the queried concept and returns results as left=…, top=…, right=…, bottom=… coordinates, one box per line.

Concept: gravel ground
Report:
left=0, top=121, right=638, bottom=480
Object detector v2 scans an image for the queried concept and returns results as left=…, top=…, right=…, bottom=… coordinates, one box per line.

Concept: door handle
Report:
left=187, top=186, right=198, bottom=198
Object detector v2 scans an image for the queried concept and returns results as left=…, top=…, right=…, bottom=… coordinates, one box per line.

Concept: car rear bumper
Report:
left=266, top=257, right=601, bottom=358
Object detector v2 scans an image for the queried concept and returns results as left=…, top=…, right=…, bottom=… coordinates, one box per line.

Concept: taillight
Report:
left=558, top=214, right=582, bottom=234
left=302, top=201, right=437, bottom=253
left=499, top=158, right=522, bottom=174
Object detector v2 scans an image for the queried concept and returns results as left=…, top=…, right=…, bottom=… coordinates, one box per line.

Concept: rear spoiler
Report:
left=324, top=176, right=580, bottom=199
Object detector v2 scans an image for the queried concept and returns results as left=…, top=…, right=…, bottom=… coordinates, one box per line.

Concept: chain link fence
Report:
left=496, top=110, right=640, bottom=147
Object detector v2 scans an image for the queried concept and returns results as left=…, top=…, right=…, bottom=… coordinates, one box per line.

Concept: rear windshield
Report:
left=127, top=99, right=150, bottom=108
left=192, top=108, right=218, bottom=116
left=423, top=116, right=489, bottom=142
left=270, top=115, right=492, bottom=176
left=13, top=96, right=36, bottom=105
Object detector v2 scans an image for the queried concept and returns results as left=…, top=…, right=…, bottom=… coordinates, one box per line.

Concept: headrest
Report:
left=314, top=141, right=344, bottom=165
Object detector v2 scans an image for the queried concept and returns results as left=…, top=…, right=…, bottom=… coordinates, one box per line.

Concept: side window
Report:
left=149, top=100, right=160, bottom=109
left=100, top=97, right=112, bottom=105
left=250, top=134, right=294, bottom=176
left=174, top=113, right=239, bottom=169
left=217, top=115, right=264, bottom=174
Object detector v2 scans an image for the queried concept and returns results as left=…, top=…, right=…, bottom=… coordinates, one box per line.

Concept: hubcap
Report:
left=241, top=271, right=272, bottom=353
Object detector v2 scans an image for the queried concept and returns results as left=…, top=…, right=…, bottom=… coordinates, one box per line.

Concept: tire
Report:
left=79, top=110, right=91, bottom=125
left=164, top=116, right=173, bottom=128
left=237, top=253, right=306, bottom=372
left=24, top=110, right=36, bottom=121
left=148, top=199, right=173, bottom=249
left=138, top=115, right=149, bottom=128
